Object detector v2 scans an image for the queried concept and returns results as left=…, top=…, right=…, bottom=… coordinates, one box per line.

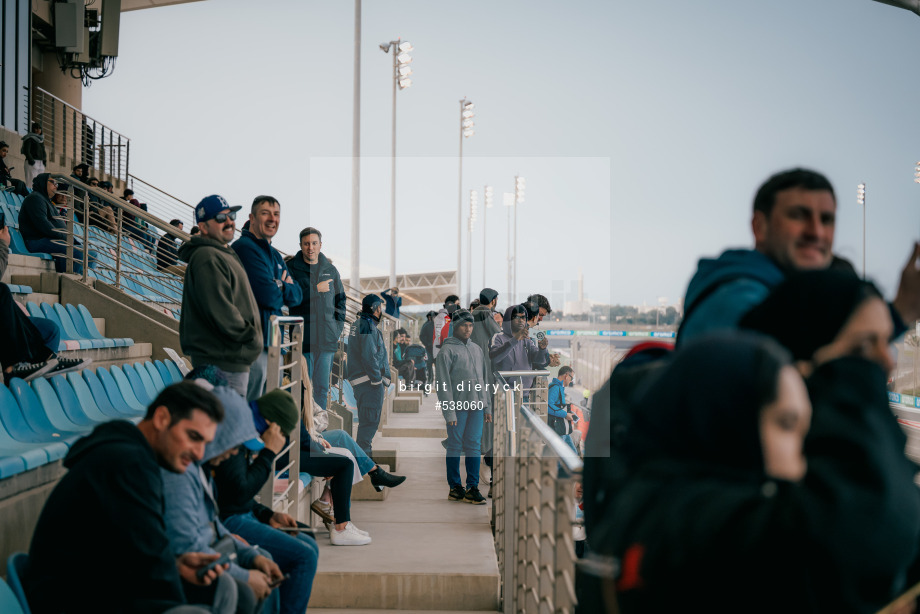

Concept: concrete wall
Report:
left=0, top=463, right=66, bottom=579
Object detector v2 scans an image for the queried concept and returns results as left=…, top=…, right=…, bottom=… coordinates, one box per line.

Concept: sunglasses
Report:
left=209, top=211, right=237, bottom=223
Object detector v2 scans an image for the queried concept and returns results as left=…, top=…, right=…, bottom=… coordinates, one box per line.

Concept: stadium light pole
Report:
left=857, top=182, right=866, bottom=279
left=380, top=38, right=413, bottom=288
left=503, top=192, right=514, bottom=301
left=467, top=190, right=478, bottom=306
left=482, top=185, right=493, bottom=289
left=351, top=0, right=362, bottom=292
left=513, top=176, right=525, bottom=302
left=458, top=98, right=474, bottom=300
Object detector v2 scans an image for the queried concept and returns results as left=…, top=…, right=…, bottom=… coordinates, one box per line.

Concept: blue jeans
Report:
left=561, top=433, right=576, bottom=452
left=305, top=350, right=335, bottom=410
left=445, top=409, right=484, bottom=489
left=322, top=428, right=374, bottom=476
left=248, top=350, right=268, bottom=401
left=31, top=317, right=61, bottom=354
left=222, top=511, right=319, bottom=614
left=25, top=237, right=96, bottom=275
left=354, top=382, right=385, bottom=458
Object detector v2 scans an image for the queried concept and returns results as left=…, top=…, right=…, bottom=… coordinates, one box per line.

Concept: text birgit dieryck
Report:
left=398, top=381, right=522, bottom=394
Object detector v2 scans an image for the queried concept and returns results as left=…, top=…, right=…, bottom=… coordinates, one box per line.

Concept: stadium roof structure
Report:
left=123, top=0, right=207, bottom=12
left=348, top=271, right=459, bottom=306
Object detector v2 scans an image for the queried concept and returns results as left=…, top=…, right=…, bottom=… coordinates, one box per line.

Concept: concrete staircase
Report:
left=307, top=393, right=500, bottom=612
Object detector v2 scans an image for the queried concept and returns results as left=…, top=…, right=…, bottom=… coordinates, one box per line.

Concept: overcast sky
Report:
left=83, top=0, right=920, bottom=308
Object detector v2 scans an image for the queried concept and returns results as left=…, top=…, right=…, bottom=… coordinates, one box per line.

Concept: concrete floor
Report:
left=308, top=393, right=500, bottom=611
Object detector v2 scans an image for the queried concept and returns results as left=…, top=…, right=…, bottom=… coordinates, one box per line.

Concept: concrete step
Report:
left=382, top=425, right=448, bottom=438
left=13, top=292, right=59, bottom=306
left=63, top=342, right=153, bottom=370
left=3, top=254, right=55, bottom=281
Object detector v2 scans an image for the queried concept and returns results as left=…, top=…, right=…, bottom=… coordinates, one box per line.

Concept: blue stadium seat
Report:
left=131, top=362, right=160, bottom=400
left=121, top=364, right=154, bottom=406
left=38, top=303, right=94, bottom=350
left=6, top=552, right=32, bottom=614
left=8, top=379, right=83, bottom=445
left=143, top=361, right=167, bottom=392
left=154, top=360, right=178, bottom=385
left=73, top=304, right=132, bottom=347
left=83, top=370, right=142, bottom=418
left=106, top=366, right=147, bottom=413
left=30, top=378, right=94, bottom=431
left=164, top=359, right=184, bottom=383
left=56, top=304, right=114, bottom=348
left=67, top=372, right=123, bottom=421
left=0, top=579, right=27, bottom=614
left=50, top=375, right=110, bottom=425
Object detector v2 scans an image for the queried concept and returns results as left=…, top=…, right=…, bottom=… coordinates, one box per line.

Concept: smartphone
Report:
left=268, top=573, right=291, bottom=588
left=196, top=552, right=237, bottom=579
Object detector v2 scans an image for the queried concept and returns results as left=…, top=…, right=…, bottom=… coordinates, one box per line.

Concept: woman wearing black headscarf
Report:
left=607, top=330, right=920, bottom=613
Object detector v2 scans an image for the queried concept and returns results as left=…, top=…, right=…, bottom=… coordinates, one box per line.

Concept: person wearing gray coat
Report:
left=435, top=309, right=492, bottom=505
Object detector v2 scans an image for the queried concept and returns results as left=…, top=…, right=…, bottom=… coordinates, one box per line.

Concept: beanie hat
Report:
left=255, top=389, right=300, bottom=435
left=452, top=309, right=474, bottom=326
left=362, top=293, right=384, bottom=313
left=479, top=288, right=498, bottom=305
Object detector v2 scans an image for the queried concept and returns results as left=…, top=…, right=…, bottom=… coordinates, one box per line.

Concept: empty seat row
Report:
left=23, top=302, right=133, bottom=349
left=0, top=360, right=184, bottom=478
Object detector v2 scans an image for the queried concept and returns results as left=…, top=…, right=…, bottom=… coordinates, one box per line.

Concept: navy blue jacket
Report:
left=231, top=230, right=303, bottom=348
left=382, top=289, right=402, bottom=319
left=346, top=312, right=390, bottom=387
left=287, top=251, right=347, bottom=352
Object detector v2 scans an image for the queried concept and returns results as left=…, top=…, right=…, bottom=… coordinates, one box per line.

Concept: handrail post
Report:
left=114, top=207, right=123, bottom=288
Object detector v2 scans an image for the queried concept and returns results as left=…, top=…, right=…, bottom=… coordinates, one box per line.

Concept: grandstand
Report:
left=0, top=2, right=583, bottom=613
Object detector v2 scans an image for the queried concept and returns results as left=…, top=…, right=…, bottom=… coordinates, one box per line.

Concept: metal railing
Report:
left=492, top=371, right=582, bottom=614
left=126, top=173, right=197, bottom=230
left=33, top=88, right=130, bottom=182
left=498, top=369, right=549, bottom=417
left=48, top=175, right=186, bottom=318
left=258, top=316, right=305, bottom=520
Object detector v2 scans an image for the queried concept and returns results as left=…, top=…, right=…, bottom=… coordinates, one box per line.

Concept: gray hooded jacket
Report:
left=435, top=336, right=492, bottom=423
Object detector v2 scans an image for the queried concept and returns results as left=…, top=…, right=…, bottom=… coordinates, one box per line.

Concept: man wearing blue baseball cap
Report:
left=179, top=195, right=262, bottom=397
left=346, top=293, right=391, bottom=457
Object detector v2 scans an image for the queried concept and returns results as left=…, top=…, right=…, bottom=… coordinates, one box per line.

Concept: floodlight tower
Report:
left=379, top=38, right=413, bottom=287
left=857, top=182, right=866, bottom=279
left=467, top=190, right=478, bottom=306
left=482, top=185, right=493, bottom=288
left=513, top=176, right=525, bottom=301
left=458, top=98, right=474, bottom=299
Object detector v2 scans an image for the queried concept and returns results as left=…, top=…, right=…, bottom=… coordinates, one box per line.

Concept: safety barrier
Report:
left=492, top=371, right=581, bottom=614
left=259, top=316, right=305, bottom=519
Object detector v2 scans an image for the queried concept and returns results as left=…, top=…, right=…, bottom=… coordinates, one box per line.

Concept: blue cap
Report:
left=195, top=195, right=242, bottom=224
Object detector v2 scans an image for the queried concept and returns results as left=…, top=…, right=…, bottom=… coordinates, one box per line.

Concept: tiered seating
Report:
left=0, top=192, right=53, bottom=262
left=0, top=360, right=184, bottom=478
left=23, top=301, right=133, bottom=350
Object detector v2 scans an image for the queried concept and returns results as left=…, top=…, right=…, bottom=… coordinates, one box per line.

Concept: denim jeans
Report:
left=322, top=428, right=374, bottom=476
left=354, top=383, right=385, bottom=458
left=221, top=370, right=250, bottom=399
left=222, top=511, right=319, bottom=614
left=561, top=433, right=576, bottom=452
left=247, top=350, right=268, bottom=401
left=24, top=237, right=96, bottom=275
left=305, top=350, right=335, bottom=410
left=445, top=409, right=484, bottom=489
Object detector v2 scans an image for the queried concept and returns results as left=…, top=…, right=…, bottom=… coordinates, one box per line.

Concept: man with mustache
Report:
left=679, top=168, right=920, bottom=343
left=232, top=196, right=302, bottom=400
left=180, top=195, right=262, bottom=398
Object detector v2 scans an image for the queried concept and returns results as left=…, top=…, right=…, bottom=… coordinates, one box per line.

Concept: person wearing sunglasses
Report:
left=179, top=195, right=263, bottom=398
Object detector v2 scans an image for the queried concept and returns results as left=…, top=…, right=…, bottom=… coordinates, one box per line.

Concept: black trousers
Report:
left=300, top=446, right=354, bottom=524
left=0, top=283, right=55, bottom=368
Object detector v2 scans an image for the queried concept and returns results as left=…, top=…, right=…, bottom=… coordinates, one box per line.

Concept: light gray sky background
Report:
left=83, top=0, right=920, bottom=308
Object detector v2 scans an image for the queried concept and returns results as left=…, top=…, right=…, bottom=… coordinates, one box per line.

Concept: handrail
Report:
left=497, top=370, right=551, bottom=378
left=519, top=404, right=583, bottom=473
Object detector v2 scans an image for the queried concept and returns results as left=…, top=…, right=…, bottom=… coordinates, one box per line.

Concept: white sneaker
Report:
left=345, top=521, right=370, bottom=537
left=330, top=524, right=372, bottom=546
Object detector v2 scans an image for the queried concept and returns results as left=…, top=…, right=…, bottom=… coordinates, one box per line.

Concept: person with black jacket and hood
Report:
left=26, top=382, right=240, bottom=614
left=179, top=195, right=262, bottom=399
left=346, top=294, right=390, bottom=458
left=20, top=172, right=95, bottom=274
left=287, top=227, right=346, bottom=410
left=0, top=141, right=28, bottom=196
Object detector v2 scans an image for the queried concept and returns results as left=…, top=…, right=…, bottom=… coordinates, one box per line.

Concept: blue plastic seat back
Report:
left=0, top=580, right=27, bottom=614
left=144, top=362, right=167, bottom=392
left=154, top=360, right=177, bottom=385
left=82, top=370, right=138, bottom=417
left=5, top=380, right=64, bottom=442
left=165, top=360, right=183, bottom=383
left=121, top=365, right=154, bottom=406
left=0, top=386, right=65, bottom=460
left=6, top=552, right=32, bottom=614
left=51, top=375, right=109, bottom=425
left=0, top=397, right=53, bottom=470
left=52, top=303, right=106, bottom=348
left=26, top=302, right=43, bottom=319
left=64, top=303, right=95, bottom=339
left=75, top=304, right=103, bottom=338
left=67, top=372, right=120, bottom=421
left=30, top=378, right=92, bottom=432
left=108, top=366, right=147, bottom=412
left=131, top=363, right=159, bottom=401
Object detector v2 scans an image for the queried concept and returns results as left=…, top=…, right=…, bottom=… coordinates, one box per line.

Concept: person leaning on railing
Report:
left=157, top=219, right=187, bottom=277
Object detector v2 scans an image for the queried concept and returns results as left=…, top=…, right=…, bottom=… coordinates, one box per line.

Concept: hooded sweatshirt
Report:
left=470, top=305, right=500, bottom=384
left=21, top=129, right=46, bottom=165
left=435, top=335, right=492, bottom=423
left=677, top=249, right=785, bottom=346
left=161, top=384, right=263, bottom=584
left=179, top=235, right=263, bottom=372
left=489, top=308, right=550, bottom=395
left=27, top=420, right=188, bottom=614
left=19, top=172, right=66, bottom=242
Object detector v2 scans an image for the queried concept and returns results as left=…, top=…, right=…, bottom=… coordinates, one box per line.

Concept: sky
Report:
left=82, top=0, right=920, bottom=308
